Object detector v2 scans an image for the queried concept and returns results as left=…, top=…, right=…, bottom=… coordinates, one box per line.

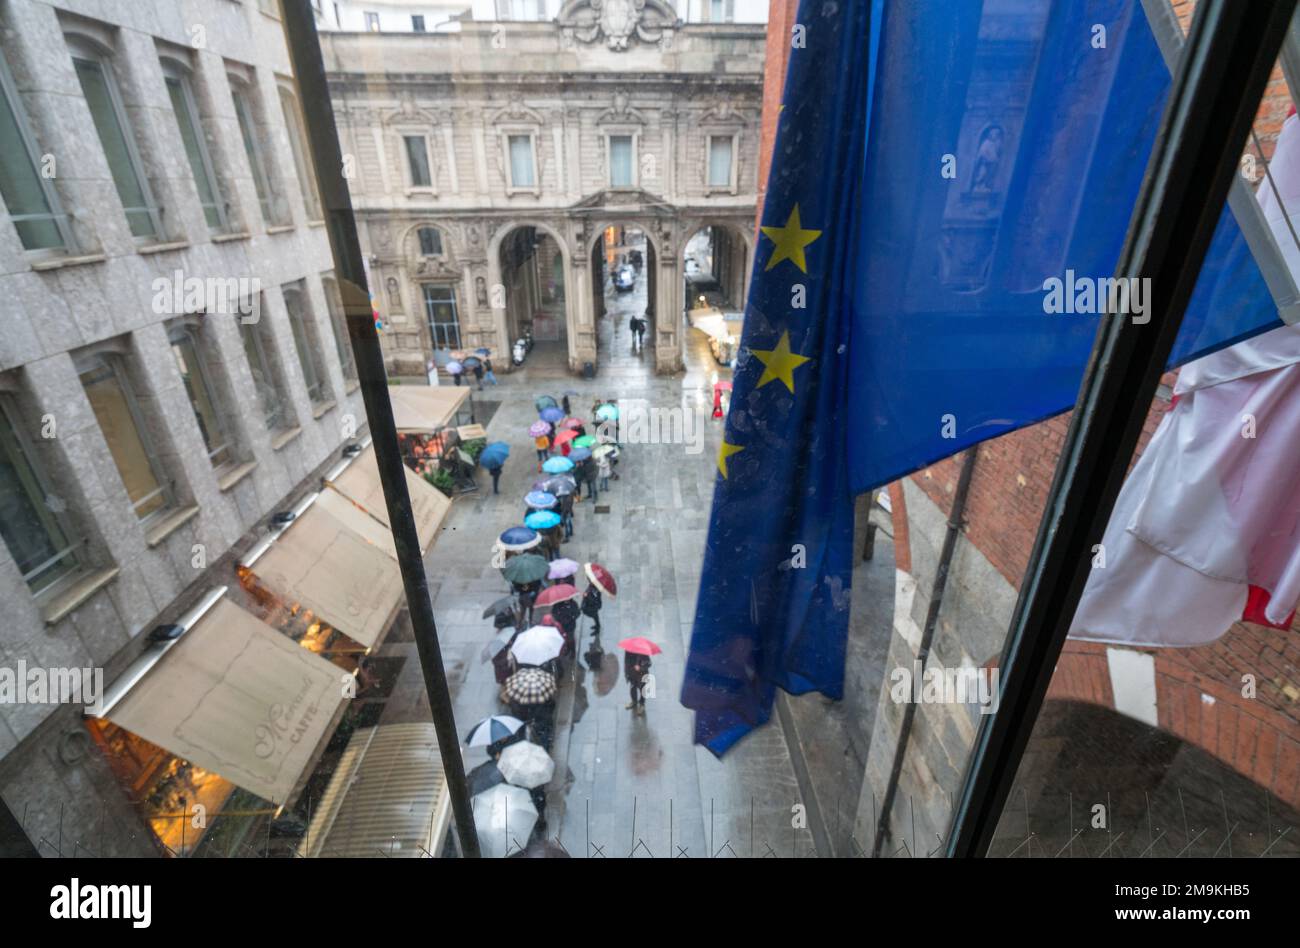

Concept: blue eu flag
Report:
left=682, top=0, right=1287, bottom=755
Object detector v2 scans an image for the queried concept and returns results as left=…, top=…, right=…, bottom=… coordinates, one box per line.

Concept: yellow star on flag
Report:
left=718, top=441, right=744, bottom=479
left=752, top=331, right=811, bottom=394
left=760, top=204, right=821, bottom=273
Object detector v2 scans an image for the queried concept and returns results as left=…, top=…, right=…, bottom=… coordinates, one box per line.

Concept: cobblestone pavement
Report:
left=379, top=268, right=818, bottom=857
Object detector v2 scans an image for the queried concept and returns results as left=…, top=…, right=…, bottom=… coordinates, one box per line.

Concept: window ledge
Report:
left=308, top=219, right=326, bottom=228
left=344, top=379, right=361, bottom=395
left=266, top=224, right=296, bottom=235
left=311, top=399, right=337, bottom=420
left=42, top=567, right=120, bottom=626
left=270, top=426, right=303, bottom=451
left=30, top=252, right=108, bottom=272
left=217, top=460, right=258, bottom=492
left=145, top=505, right=200, bottom=548
left=211, top=231, right=251, bottom=244
left=138, top=240, right=190, bottom=256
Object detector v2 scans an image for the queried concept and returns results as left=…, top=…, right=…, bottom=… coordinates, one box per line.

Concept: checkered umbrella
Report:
left=504, top=667, right=557, bottom=705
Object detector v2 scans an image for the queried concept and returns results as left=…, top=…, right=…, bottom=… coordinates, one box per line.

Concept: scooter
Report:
left=512, top=338, right=528, bottom=365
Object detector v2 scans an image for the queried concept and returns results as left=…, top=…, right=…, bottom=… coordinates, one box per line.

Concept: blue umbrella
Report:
left=479, top=441, right=510, bottom=469
left=525, top=490, right=557, bottom=509
left=540, top=406, right=564, bottom=424
left=476, top=347, right=491, bottom=356
left=499, top=526, right=540, bottom=551
left=524, top=510, right=561, bottom=530
left=542, top=456, right=575, bottom=474
left=535, top=395, right=557, bottom=411
left=568, top=446, right=592, bottom=462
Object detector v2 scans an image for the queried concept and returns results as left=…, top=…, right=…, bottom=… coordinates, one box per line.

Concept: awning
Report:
left=303, top=723, right=452, bottom=858
left=387, top=384, right=470, bottom=434
left=324, top=444, right=451, bottom=555
left=96, top=597, right=349, bottom=806
left=245, top=497, right=406, bottom=649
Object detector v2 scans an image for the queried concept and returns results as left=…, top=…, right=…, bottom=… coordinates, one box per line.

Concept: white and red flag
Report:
left=1070, top=114, right=1300, bottom=648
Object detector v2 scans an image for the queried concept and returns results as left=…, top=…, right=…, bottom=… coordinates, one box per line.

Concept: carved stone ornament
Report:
left=557, top=0, right=679, bottom=51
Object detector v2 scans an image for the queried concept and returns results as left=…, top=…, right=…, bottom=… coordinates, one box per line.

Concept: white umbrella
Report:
left=464, top=714, right=525, bottom=747
left=509, top=625, right=565, bottom=666
left=496, top=740, right=555, bottom=790
left=472, top=784, right=538, bottom=858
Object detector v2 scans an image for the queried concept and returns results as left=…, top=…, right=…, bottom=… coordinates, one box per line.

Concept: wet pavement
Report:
left=380, top=265, right=818, bottom=856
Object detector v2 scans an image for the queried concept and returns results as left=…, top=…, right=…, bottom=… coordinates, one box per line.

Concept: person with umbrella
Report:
left=596, top=449, right=612, bottom=493
left=491, top=611, right=521, bottom=684
left=581, top=454, right=599, bottom=501
left=620, top=637, right=659, bottom=714
left=534, top=429, right=551, bottom=467
left=503, top=667, right=558, bottom=750
left=448, top=360, right=464, bottom=385
left=561, top=394, right=571, bottom=416
left=484, top=356, right=498, bottom=386
left=581, top=581, right=603, bottom=635
left=559, top=490, right=575, bottom=540
left=472, top=359, right=484, bottom=389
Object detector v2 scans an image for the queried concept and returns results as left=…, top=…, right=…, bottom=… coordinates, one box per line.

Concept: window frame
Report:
left=75, top=349, right=174, bottom=525
left=238, top=305, right=293, bottom=434
left=411, top=15, right=426, bottom=32
left=705, top=131, right=739, bottom=193
left=67, top=37, right=165, bottom=242
left=167, top=320, right=235, bottom=472
left=401, top=132, right=435, bottom=192
left=160, top=57, right=230, bottom=234
left=502, top=130, right=539, bottom=195
left=422, top=284, right=461, bottom=350
left=282, top=282, right=333, bottom=407
left=278, top=83, right=323, bottom=221
left=416, top=225, right=444, bottom=257
left=321, top=274, right=357, bottom=382
left=230, top=77, right=290, bottom=227
left=605, top=131, right=638, bottom=190
left=0, top=48, right=76, bottom=254
left=0, top=393, right=82, bottom=596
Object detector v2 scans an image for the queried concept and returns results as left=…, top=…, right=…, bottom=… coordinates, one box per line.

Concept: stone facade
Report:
left=0, top=0, right=362, bottom=853
left=319, top=2, right=765, bottom=376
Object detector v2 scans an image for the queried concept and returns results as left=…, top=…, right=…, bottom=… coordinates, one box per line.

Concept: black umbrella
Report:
left=467, top=759, right=506, bottom=796
left=482, top=595, right=517, bottom=620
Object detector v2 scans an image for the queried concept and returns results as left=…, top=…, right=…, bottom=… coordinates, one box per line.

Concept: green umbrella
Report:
left=596, top=403, right=619, bottom=421
left=502, top=553, right=549, bottom=585
left=573, top=435, right=597, bottom=448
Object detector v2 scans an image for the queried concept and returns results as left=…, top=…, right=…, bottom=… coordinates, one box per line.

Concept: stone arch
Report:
left=584, top=219, right=677, bottom=371
left=487, top=219, right=577, bottom=369
left=678, top=217, right=754, bottom=311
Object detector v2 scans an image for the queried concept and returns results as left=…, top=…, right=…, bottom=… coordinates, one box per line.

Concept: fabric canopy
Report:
left=303, top=723, right=452, bottom=858
left=326, top=445, right=450, bottom=556
left=250, top=500, right=406, bottom=649
left=103, top=598, right=348, bottom=805
left=387, top=385, right=469, bottom=434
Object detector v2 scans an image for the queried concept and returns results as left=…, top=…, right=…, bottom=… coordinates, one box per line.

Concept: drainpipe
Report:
left=873, top=447, right=977, bottom=857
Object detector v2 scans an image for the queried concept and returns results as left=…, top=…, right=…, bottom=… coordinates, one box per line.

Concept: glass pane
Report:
left=280, top=90, right=322, bottom=218
left=404, top=135, right=431, bottom=187
left=508, top=135, right=533, bottom=187
left=79, top=360, right=165, bottom=520
left=284, top=289, right=327, bottom=403
left=232, top=90, right=274, bottom=222
left=165, top=76, right=221, bottom=230
left=609, top=135, right=632, bottom=186
left=73, top=57, right=156, bottom=239
left=708, top=136, right=732, bottom=187
left=171, top=333, right=228, bottom=468
left=240, top=320, right=286, bottom=430
left=0, top=407, right=74, bottom=590
left=0, top=72, right=63, bottom=251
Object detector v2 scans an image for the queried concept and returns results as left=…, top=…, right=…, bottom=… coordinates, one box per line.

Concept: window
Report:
left=507, top=134, right=535, bottom=189
left=162, top=61, right=228, bottom=232
left=423, top=285, right=460, bottom=349
left=70, top=46, right=163, bottom=240
left=77, top=353, right=170, bottom=522
left=239, top=309, right=291, bottom=432
left=231, top=82, right=289, bottom=226
left=365, top=11, right=380, bottom=31
left=283, top=284, right=331, bottom=406
left=0, top=397, right=79, bottom=594
left=0, top=50, right=73, bottom=252
left=403, top=134, right=433, bottom=189
left=411, top=15, right=426, bottom=32
left=708, top=134, right=734, bottom=189
left=609, top=134, right=634, bottom=187
left=321, top=276, right=356, bottom=381
left=168, top=324, right=233, bottom=470
left=279, top=86, right=323, bottom=220
left=709, top=0, right=735, bottom=22
left=417, top=226, right=442, bottom=256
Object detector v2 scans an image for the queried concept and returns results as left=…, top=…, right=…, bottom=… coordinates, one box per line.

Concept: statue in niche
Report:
left=386, top=276, right=402, bottom=311
left=476, top=275, right=488, bottom=307
left=970, top=124, right=1004, bottom=193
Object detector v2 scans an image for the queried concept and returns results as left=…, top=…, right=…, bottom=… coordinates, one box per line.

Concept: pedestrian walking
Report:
left=582, top=456, right=599, bottom=501
left=491, top=615, right=520, bottom=685
left=514, top=579, right=541, bottom=626
left=624, top=651, right=651, bottom=713
left=552, top=598, right=580, bottom=654
left=562, top=394, right=571, bottom=416
left=597, top=452, right=611, bottom=492
left=473, top=361, right=485, bottom=389
left=535, top=431, right=550, bottom=466
left=484, top=357, right=498, bottom=385
left=490, top=465, right=502, bottom=494
left=581, top=583, right=602, bottom=635
left=637, top=314, right=647, bottom=349
left=541, top=524, right=562, bottom=562
left=560, top=492, right=575, bottom=540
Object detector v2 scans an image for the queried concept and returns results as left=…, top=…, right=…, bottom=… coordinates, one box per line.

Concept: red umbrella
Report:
left=584, top=562, right=617, bottom=598
left=618, top=637, right=661, bottom=656
left=559, top=417, right=586, bottom=430
left=535, top=584, right=581, bottom=607
left=553, top=429, right=579, bottom=447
